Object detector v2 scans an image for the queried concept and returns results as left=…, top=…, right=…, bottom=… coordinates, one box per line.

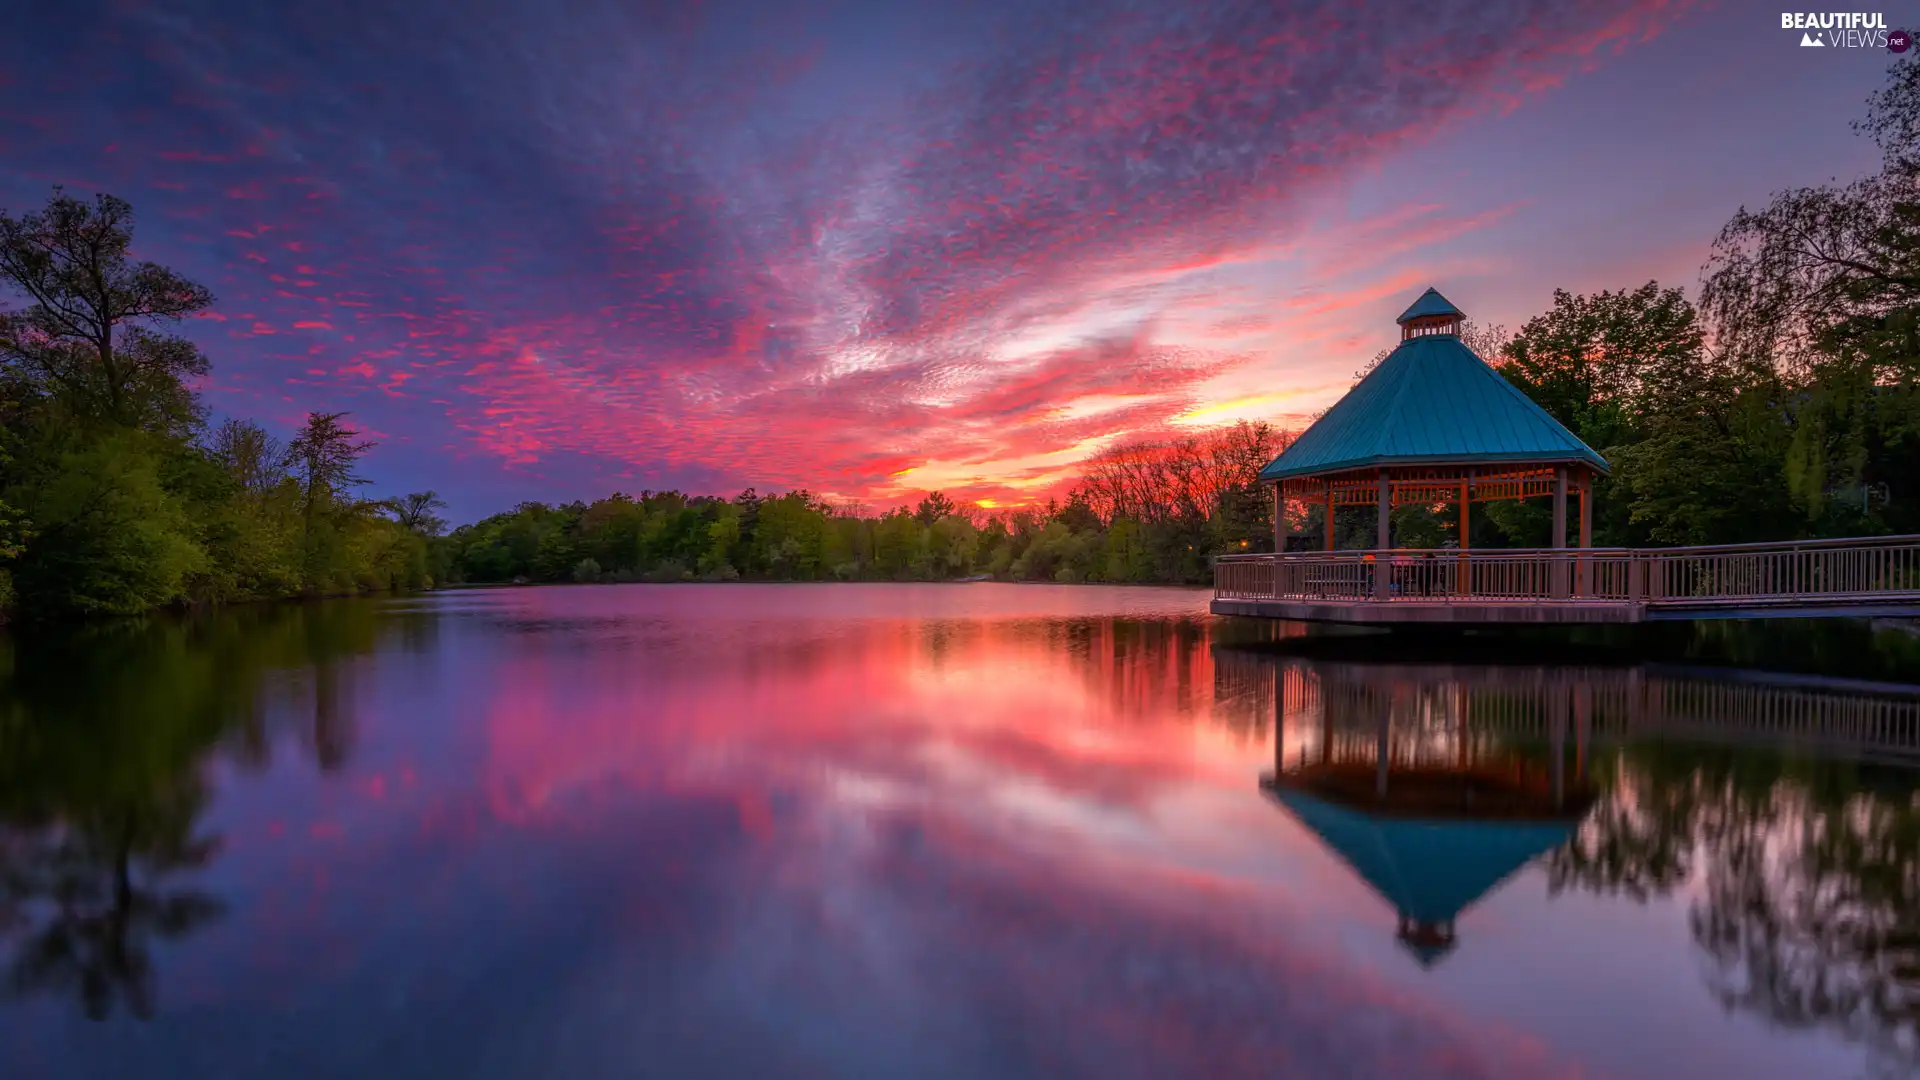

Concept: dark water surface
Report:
left=4, top=584, right=1920, bottom=1079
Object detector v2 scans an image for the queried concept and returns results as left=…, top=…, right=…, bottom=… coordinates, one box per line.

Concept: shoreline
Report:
left=438, top=578, right=1213, bottom=591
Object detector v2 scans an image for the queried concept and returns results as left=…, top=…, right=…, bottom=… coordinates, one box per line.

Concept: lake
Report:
left=3, top=583, right=1918, bottom=1079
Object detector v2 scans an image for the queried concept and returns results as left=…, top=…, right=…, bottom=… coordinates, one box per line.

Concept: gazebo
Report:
left=1260, top=288, right=1607, bottom=583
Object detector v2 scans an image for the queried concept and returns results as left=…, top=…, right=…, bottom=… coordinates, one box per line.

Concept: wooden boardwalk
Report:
left=1213, top=534, right=1920, bottom=624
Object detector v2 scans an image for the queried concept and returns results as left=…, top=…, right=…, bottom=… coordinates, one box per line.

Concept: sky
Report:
left=0, top=0, right=1905, bottom=521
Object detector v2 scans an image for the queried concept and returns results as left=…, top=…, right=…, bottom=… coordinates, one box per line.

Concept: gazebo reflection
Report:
left=1260, top=669, right=1597, bottom=966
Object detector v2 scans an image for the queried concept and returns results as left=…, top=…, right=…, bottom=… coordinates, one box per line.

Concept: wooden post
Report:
left=1323, top=481, right=1336, bottom=552
left=1272, top=484, right=1284, bottom=555
left=1577, top=469, right=1593, bottom=597
left=1552, top=466, right=1568, bottom=548
left=1578, top=470, right=1592, bottom=548
left=1552, top=466, right=1569, bottom=598
left=1374, top=470, right=1391, bottom=600
left=1457, top=475, right=1471, bottom=595
left=1459, top=479, right=1471, bottom=550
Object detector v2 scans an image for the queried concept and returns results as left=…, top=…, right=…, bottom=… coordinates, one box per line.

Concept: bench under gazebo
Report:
left=1214, top=288, right=1624, bottom=624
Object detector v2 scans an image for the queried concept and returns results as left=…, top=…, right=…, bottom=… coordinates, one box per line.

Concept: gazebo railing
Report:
left=1215, top=534, right=1920, bottom=607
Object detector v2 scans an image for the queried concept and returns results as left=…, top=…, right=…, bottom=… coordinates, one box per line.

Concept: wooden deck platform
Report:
left=1212, top=536, right=1920, bottom=625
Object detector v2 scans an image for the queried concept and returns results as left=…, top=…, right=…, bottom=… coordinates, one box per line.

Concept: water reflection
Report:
left=3, top=588, right=1920, bottom=1079
left=0, top=602, right=398, bottom=1022
left=1221, top=648, right=1920, bottom=1072
left=1256, top=667, right=1599, bottom=965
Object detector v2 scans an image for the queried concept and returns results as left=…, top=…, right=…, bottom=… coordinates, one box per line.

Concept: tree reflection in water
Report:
left=2, top=780, right=224, bottom=1019
left=1221, top=649, right=1920, bottom=1073
left=0, top=601, right=395, bottom=1021
left=1562, top=749, right=1920, bottom=1072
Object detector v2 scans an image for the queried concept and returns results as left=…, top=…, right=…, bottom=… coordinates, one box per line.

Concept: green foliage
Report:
left=0, top=190, right=434, bottom=619
left=11, top=433, right=206, bottom=615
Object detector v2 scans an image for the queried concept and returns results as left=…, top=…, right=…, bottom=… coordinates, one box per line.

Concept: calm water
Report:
left=4, top=584, right=1919, bottom=1080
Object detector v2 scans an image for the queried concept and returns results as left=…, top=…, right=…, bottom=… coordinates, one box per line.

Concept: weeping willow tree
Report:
left=1697, top=55, right=1920, bottom=538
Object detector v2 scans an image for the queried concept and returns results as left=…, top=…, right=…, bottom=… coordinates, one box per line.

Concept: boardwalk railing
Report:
left=1215, top=534, right=1920, bottom=610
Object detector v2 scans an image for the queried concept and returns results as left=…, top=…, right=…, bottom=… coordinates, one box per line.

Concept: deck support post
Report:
left=1375, top=471, right=1392, bottom=600
left=1552, top=466, right=1569, bottom=598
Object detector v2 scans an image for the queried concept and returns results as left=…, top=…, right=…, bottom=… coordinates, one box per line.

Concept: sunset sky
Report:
left=0, top=1, right=1901, bottom=519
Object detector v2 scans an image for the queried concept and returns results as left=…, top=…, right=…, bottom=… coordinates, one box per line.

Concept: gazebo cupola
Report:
left=1397, top=286, right=1464, bottom=341
left=1258, top=287, right=1609, bottom=578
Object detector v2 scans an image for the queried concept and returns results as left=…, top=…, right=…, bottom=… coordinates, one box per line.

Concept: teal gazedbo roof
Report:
left=1267, top=787, right=1579, bottom=965
left=1258, top=289, right=1607, bottom=482
left=1396, top=287, right=1464, bottom=324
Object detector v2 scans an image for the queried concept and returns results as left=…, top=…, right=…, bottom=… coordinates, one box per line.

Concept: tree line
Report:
left=436, top=421, right=1281, bottom=589
left=0, top=192, right=438, bottom=618
left=5, top=59, right=1920, bottom=614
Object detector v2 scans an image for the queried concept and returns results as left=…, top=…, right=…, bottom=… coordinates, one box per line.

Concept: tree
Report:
left=1074, top=421, right=1285, bottom=528
left=283, top=412, right=374, bottom=530
left=1691, top=59, right=1920, bottom=536
left=871, top=510, right=926, bottom=579
left=0, top=190, right=214, bottom=433
left=700, top=501, right=742, bottom=577
left=0, top=192, right=435, bottom=617
left=753, top=492, right=827, bottom=579
left=1701, top=57, right=1920, bottom=380
left=1484, top=283, right=1763, bottom=547
left=208, top=418, right=285, bottom=495
left=927, top=515, right=980, bottom=576
left=10, top=434, right=207, bottom=615
left=1500, top=282, right=1707, bottom=431
left=388, top=491, right=448, bottom=536
left=913, top=490, right=957, bottom=526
